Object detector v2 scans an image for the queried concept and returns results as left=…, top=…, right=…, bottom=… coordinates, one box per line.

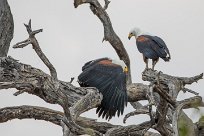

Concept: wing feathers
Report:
left=78, top=59, right=128, bottom=120
left=136, top=35, right=171, bottom=61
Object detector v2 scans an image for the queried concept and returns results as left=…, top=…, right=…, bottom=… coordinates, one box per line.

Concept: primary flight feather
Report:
left=78, top=58, right=128, bottom=120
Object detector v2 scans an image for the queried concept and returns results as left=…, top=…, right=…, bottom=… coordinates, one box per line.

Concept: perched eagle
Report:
left=78, top=58, right=128, bottom=120
left=128, top=27, right=171, bottom=70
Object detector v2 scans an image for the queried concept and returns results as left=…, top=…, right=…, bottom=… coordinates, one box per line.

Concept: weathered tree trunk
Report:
left=0, top=0, right=203, bottom=136
left=0, top=0, right=13, bottom=57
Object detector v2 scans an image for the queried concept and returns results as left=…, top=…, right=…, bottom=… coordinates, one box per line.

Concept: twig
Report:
left=69, top=77, right=75, bottom=83
left=13, top=19, right=58, bottom=80
left=182, top=87, right=199, bottom=95
left=123, top=109, right=150, bottom=123
left=13, top=89, right=27, bottom=96
left=178, top=73, right=203, bottom=85
left=103, top=0, right=110, bottom=10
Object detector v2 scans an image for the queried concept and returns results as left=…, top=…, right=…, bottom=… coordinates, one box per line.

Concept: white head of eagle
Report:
left=128, top=27, right=150, bottom=39
left=111, top=59, right=128, bottom=73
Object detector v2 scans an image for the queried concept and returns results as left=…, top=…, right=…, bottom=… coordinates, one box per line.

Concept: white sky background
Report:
left=0, top=0, right=204, bottom=135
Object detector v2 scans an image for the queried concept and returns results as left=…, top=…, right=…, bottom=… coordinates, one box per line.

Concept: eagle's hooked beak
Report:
left=128, top=33, right=133, bottom=40
left=124, top=67, right=128, bottom=74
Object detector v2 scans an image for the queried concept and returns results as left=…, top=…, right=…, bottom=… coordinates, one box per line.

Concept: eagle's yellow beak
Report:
left=124, top=67, right=128, bottom=73
left=128, top=33, right=133, bottom=40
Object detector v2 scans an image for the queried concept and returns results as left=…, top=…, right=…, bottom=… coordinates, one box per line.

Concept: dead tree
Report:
left=0, top=0, right=203, bottom=135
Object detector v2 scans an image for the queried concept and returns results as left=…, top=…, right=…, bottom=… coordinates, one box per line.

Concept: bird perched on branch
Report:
left=78, top=58, right=128, bottom=120
left=128, top=27, right=171, bottom=70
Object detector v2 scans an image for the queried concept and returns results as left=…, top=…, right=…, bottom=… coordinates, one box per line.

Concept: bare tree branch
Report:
left=61, top=121, right=74, bottom=136
left=127, top=83, right=148, bottom=102
left=178, top=73, right=203, bottom=85
left=13, top=20, right=57, bottom=79
left=103, top=0, right=110, bottom=10
left=154, top=84, right=176, bottom=107
left=0, top=0, right=14, bottom=57
left=0, top=56, right=165, bottom=135
left=0, top=45, right=202, bottom=135
left=61, top=88, right=103, bottom=135
left=0, top=105, right=117, bottom=134
left=172, top=96, right=203, bottom=136
left=177, top=96, right=204, bottom=109
left=182, top=87, right=199, bottom=95
left=0, top=56, right=85, bottom=105
left=0, top=58, right=103, bottom=135
left=0, top=105, right=160, bottom=135
left=0, top=106, right=62, bottom=125
left=105, top=121, right=155, bottom=136
left=70, top=88, right=102, bottom=120
left=141, top=69, right=203, bottom=135
left=73, top=0, right=132, bottom=84
left=0, top=0, right=203, bottom=136
left=0, top=56, right=149, bottom=106
left=123, top=108, right=150, bottom=124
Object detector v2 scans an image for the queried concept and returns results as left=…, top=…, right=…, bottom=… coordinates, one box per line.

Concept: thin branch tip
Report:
left=13, top=90, right=26, bottom=96
left=29, top=19, right=32, bottom=27
left=103, top=0, right=111, bottom=10
left=13, top=39, right=31, bottom=49
left=69, top=77, right=75, bottom=83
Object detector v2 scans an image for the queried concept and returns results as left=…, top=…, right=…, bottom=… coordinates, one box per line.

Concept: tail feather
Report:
left=162, top=56, right=171, bottom=62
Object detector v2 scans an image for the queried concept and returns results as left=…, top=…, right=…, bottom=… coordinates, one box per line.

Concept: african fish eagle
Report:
left=128, top=27, right=171, bottom=70
left=78, top=58, right=128, bottom=120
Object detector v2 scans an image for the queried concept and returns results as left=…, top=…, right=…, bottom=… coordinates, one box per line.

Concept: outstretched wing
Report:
left=78, top=60, right=127, bottom=120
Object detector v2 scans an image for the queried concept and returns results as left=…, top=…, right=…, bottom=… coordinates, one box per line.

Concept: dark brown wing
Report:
left=136, top=35, right=170, bottom=61
left=78, top=58, right=128, bottom=120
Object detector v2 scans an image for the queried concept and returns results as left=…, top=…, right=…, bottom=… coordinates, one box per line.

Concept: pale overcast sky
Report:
left=1, top=0, right=204, bottom=135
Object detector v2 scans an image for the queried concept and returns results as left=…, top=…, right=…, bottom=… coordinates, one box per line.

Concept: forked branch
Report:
left=73, top=0, right=132, bottom=84
left=13, top=20, right=58, bottom=80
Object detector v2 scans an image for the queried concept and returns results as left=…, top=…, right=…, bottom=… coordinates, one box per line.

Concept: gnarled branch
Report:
left=0, top=0, right=203, bottom=136
left=0, top=0, right=14, bottom=57
left=74, top=0, right=132, bottom=84
left=13, top=20, right=57, bottom=79
left=0, top=105, right=117, bottom=134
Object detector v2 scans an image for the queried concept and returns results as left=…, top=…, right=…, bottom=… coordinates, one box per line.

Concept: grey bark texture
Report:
left=0, top=0, right=204, bottom=136
left=0, top=0, right=13, bottom=57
